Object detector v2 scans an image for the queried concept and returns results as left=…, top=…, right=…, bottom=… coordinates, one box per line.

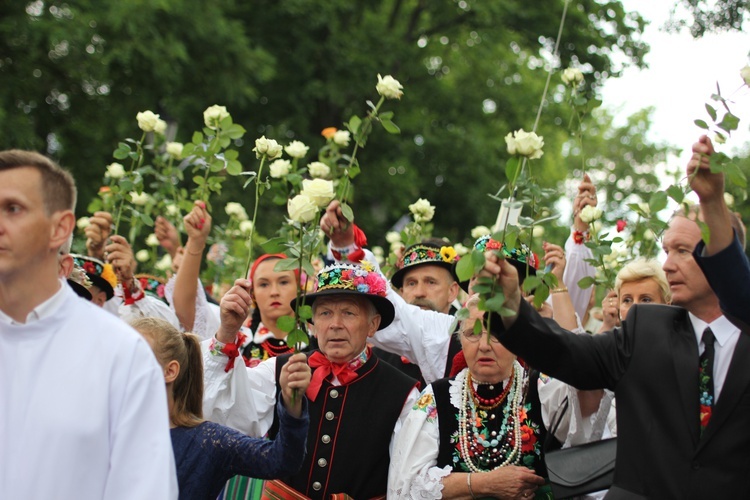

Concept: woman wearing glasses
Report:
left=388, top=295, right=552, bottom=500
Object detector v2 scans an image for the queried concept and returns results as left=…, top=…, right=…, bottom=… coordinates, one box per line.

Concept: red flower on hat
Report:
left=83, top=261, right=97, bottom=275
left=426, top=250, right=436, bottom=258
left=616, top=219, right=627, bottom=232
left=486, top=239, right=502, bottom=250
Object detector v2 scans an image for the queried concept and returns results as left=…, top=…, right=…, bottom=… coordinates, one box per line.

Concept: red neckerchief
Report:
left=306, top=351, right=360, bottom=401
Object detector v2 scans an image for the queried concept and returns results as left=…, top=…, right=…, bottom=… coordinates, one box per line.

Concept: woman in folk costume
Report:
left=388, top=295, right=552, bottom=499
left=131, top=317, right=310, bottom=500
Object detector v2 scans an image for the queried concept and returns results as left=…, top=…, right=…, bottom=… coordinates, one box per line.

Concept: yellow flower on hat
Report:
left=440, top=246, right=457, bottom=263
left=359, top=260, right=374, bottom=272
left=100, top=263, right=119, bottom=289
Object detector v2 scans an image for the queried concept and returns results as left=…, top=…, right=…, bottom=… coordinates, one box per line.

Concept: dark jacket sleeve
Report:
left=694, top=233, right=750, bottom=330
left=491, top=299, right=634, bottom=391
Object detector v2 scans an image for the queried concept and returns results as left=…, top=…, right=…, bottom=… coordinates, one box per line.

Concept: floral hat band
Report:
left=473, top=235, right=540, bottom=269
left=70, top=254, right=118, bottom=299
left=315, top=261, right=387, bottom=297
left=391, top=242, right=460, bottom=288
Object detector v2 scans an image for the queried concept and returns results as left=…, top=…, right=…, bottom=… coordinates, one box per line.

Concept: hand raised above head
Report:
left=85, top=211, right=114, bottom=259
left=154, top=216, right=181, bottom=257
left=479, top=250, right=522, bottom=324
left=183, top=200, right=212, bottom=244
left=542, top=241, right=566, bottom=282
left=688, top=135, right=723, bottom=204
left=105, top=234, right=136, bottom=282
left=320, top=200, right=354, bottom=247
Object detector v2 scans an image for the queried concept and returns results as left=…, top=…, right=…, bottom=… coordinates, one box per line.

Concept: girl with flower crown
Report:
left=388, top=295, right=552, bottom=500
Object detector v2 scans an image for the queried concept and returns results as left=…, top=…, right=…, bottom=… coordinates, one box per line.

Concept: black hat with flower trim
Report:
left=293, top=261, right=394, bottom=330
left=135, top=274, right=167, bottom=303
left=391, top=241, right=460, bottom=289
left=458, top=235, right=540, bottom=292
left=67, top=263, right=93, bottom=301
left=70, top=254, right=118, bottom=300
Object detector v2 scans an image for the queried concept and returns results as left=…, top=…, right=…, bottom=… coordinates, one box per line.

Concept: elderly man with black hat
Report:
left=202, top=261, right=420, bottom=499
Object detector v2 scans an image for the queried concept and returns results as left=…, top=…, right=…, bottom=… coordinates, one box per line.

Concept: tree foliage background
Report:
left=1, top=0, right=703, bottom=252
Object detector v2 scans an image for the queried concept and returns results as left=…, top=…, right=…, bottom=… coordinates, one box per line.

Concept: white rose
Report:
left=284, top=140, right=309, bottom=159
left=154, top=118, right=167, bottom=135
left=590, top=220, right=602, bottom=234
left=714, top=133, right=726, bottom=145
left=376, top=74, right=404, bottom=100
left=333, top=130, right=351, bottom=147
left=638, top=202, right=650, bottom=216
left=76, top=217, right=90, bottom=230
left=532, top=226, right=545, bottom=238
left=239, top=220, right=254, bottom=234
left=390, top=241, right=404, bottom=253
left=253, top=136, right=283, bottom=160
left=155, top=253, right=172, bottom=271
left=105, top=162, right=126, bottom=179
left=471, top=225, right=491, bottom=239
left=165, top=204, right=179, bottom=216
left=146, top=233, right=160, bottom=247
left=372, top=246, right=384, bottom=256
left=741, top=65, right=750, bottom=86
left=579, top=205, right=603, bottom=224
left=225, top=202, right=249, bottom=221
left=287, top=194, right=318, bottom=223
left=385, top=231, right=401, bottom=244
left=135, top=249, right=150, bottom=263
left=643, top=229, right=655, bottom=241
left=408, top=198, right=435, bottom=223
left=130, top=191, right=150, bottom=206
left=269, top=159, right=292, bottom=178
left=505, top=129, right=544, bottom=160
left=724, top=192, right=735, bottom=206
left=166, top=142, right=183, bottom=159
left=203, top=105, right=229, bottom=129
left=301, top=179, right=335, bottom=208
left=454, top=243, right=469, bottom=256
left=561, top=67, right=584, bottom=86
left=136, top=110, right=160, bottom=132
left=308, top=161, right=331, bottom=179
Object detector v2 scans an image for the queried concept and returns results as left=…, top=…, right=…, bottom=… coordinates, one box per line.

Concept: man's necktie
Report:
left=698, top=327, right=716, bottom=435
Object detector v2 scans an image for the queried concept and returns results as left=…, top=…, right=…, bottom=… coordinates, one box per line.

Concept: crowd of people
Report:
left=1, top=133, right=749, bottom=500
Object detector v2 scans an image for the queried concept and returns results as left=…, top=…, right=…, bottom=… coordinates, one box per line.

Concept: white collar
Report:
left=0, top=279, right=68, bottom=325
left=688, top=312, right=740, bottom=348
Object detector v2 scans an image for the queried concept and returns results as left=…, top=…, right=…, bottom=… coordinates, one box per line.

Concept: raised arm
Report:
left=173, top=201, right=211, bottom=331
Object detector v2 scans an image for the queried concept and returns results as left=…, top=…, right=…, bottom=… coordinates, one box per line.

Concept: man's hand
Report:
left=687, top=135, right=723, bottom=203
left=217, top=279, right=252, bottom=343
left=479, top=250, right=522, bottom=327
left=573, top=174, right=597, bottom=232
left=280, top=353, right=311, bottom=418
left=105, top=235, right=137, bottom=284
left=320, top=200, right=354, bottom=248
left=85, top=211, right=113, bottom=260
left=155, top=216, right=181, bottom=258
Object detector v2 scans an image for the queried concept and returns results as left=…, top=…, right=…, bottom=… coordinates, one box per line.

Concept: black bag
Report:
left=544, top=397, right=617, bottom=499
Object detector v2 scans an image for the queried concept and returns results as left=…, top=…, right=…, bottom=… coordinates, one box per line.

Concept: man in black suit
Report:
left=479, top=208, right=750, bottom=498
left=688, top=134, right=750, bottom=329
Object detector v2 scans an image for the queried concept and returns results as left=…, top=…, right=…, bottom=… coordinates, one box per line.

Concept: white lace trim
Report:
left=448, top=368, right=467, bottom=409
left=405, top=465, right=452, bottom=500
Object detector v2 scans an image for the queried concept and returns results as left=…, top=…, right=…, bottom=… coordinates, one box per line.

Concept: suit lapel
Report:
left=670, top=312, right=700, bottom=448
left=697, top=327, right=750, bottom=450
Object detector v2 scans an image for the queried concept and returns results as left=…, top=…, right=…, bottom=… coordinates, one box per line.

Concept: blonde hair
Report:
left=130, top=317, right=204, bottom=428
left=614, top=258, right=670, bottom=303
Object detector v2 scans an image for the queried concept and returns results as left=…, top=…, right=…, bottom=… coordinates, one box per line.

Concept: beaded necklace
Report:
left=457, top=361, right=526, bottom=473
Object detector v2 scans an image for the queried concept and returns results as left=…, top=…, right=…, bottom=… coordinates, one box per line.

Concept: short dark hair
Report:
left=0, top=149, right=76, bottom=214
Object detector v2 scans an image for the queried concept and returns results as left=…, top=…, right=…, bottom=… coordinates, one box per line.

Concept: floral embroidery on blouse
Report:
left=413, top=392, right=438, bottom=423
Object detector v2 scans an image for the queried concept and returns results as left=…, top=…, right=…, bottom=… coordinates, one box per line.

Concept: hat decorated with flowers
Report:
left=135, top=274, right=167, bottom=303
left=70, top=254, right=118, bottom=300
left=391, top=241, right=460, bottom=289
left=459, top=235, right=539, bottom=291
left=295, top=261, right=394, bottom=329
left=67, top=263, right=93, bottom=301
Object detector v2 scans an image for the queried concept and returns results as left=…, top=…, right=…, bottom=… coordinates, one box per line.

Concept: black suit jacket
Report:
left=494, top=301, right=750, bottom=499
left=694, top=235, right=750, bottom=330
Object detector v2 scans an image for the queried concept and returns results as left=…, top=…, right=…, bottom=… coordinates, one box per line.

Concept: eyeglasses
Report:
left=461, top=330, right=501, bottom=344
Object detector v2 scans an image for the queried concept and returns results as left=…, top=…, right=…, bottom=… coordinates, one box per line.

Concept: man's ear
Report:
left=50, top=210, right=75, bottom=251
left=59, top=254, right=74, bottom=278
left=368, top=314, right=381, bottom=338
left=164, top=359, right=180, bottom=384
left=448, top=281, right=460, bottom=303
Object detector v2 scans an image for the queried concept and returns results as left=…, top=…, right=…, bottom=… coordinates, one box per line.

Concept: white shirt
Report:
left=0, top=286, right=178, bottom=499
left=0, top=279, right=67, bottom=325
left=689, top=312, right=741, bottom=403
